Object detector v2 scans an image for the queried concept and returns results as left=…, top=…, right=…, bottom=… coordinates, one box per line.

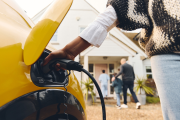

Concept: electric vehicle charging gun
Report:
left=42, top=59, right=83, bottom=74
left=41, top=59, right=106, bottom=120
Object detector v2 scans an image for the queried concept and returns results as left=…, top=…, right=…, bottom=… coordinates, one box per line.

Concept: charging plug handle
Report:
left=42, top=59, right=83, bottom=74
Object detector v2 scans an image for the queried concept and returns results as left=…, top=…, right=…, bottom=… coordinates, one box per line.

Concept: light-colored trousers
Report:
left=101, top=84, right=108, bottom=97
left=116, top=93, right=121, bottom=106
left=151, top=54, right=180, bottom=120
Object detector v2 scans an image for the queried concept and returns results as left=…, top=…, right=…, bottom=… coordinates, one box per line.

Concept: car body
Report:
left=0, top=0, right=86, bottom=119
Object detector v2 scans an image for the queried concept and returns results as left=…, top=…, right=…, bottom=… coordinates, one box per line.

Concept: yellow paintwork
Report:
left=0, top=0, right=86, bottom=119
left=2, top=0, right=34, bottom=28
left=24, top=0, right=73, bottom=65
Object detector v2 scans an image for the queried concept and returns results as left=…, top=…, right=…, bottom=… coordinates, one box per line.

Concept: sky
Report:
left=14, top=0, right=140, bottom=32
left=15, top=0, right=108, bottom=18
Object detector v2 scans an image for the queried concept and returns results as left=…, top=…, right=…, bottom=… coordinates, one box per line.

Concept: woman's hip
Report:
left=151, top=54, right=180, bottom=79
left=151, top=54, right=180, bottom=120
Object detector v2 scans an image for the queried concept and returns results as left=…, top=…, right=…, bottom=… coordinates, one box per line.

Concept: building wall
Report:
left=132, top=54, right=144, bottom=78
left=57, top=10, right=97, bottom=49
left=143, top=58, right=152, bottom=79
left=85, top=38, right=132, bottom=56
left=54, top=0, right=99, bottom=80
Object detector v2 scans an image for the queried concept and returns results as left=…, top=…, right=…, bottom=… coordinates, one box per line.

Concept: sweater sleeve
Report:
left=79, top=5, right=118, bottom=47
left=108, top=0, right=151, bottom=30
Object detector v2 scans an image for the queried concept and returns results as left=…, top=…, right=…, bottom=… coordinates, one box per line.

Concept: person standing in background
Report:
left=112, top=58, right=141, bottom=109
left=99, top=70, right=110, bottom=99
left=112, top=73, right=123, bottom=109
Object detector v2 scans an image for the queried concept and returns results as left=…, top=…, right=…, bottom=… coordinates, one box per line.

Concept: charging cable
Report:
left=42, top=59, right=106, bottom=120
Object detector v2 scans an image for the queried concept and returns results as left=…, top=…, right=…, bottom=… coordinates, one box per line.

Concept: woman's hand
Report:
left=42, top=36, right=91, bottom=67
left=42, top=48, right=75, bottom=66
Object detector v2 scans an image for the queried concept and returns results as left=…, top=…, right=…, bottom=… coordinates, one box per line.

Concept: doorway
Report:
left=94, top=64, right=115, bottom=97
left=95, top=64, right=108, bottom=97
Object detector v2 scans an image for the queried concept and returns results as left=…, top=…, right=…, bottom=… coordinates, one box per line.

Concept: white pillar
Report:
left=133, top=54, right=144, bottom=79
left=83, top=55, right=88, bottom=80
left=128, top=56, right=133, bottom=65
left=128, top=56, right=134, bottom=94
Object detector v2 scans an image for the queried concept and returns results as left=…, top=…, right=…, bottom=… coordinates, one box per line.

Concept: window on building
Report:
left=79, top=27, right=86, bottom=33
left=109, top=64, right=115, bottom=94
left=110, top=86, right=114, bottom=94
left=88, top=64, right=94, bottom=77
left=109, top=64, right=114, bottom=84
left=146, top=66, right=153, bottom=79
left=109, top=64, right=114, bottom=73
left=50, top=30, right=58, bottom=42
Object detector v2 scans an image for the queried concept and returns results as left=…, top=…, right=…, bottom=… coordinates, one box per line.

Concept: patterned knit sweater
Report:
left=107, top=0, right=180, bottom=57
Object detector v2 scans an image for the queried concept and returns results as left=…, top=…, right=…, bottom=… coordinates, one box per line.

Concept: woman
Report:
left=43, top=0, right=180, bottom=119
left=112, top=73, right=123, bottom=109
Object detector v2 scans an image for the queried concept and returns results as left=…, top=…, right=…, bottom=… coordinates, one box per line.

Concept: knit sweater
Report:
left=107, top=0, right=180, bottom=57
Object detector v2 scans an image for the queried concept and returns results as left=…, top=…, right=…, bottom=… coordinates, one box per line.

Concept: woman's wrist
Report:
left=62, top=44, right=76, bottom=60
left=62, top=36, right=91, bottom=60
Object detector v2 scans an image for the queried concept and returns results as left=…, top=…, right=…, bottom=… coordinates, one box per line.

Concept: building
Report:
left=32, top=0, right=153, bottom=98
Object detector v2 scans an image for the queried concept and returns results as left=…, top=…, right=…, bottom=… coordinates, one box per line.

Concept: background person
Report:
left=43, top=0, right=180, bottom=119
left=112, top=58, right=141, bottom=109
left=112, top=73, right=123, bottom=109
left=99, top=70, right=110, bottom=99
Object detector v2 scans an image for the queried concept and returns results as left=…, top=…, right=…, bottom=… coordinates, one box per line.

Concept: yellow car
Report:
left=0, top=0, right=87, bottom=119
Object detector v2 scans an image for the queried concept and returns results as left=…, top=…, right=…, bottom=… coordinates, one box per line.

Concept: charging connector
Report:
left=42, top=59, right=106, bottom=120
left=42, top=59, right=83, bottom=74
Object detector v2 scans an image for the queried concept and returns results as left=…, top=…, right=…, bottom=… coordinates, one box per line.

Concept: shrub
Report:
left=81, top=78, right=95, bottom=103
left=146, top=96, right=160, bottom=103
left=134, top=76, right=154, bottom=95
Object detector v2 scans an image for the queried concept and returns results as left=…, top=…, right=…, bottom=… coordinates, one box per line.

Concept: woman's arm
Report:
left=43, top=36, right=90, bottom=66
left=43, top=6, right=118, bottom=66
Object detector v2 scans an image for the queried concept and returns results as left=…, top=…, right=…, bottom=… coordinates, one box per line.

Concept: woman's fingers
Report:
left=55, top=63, right=61, bottom=71
left=55, top=63, right=66, bottom=71
left=42, top=50, right=65, bottom=66
left=42, top=52, right=54, bottom=66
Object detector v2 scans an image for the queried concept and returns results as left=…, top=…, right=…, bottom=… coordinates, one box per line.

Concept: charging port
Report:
left=30, top=50, right=69, bottom=87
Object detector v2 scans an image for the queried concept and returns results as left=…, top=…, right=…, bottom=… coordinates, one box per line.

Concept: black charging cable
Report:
left=81, top=68, right=106, bottom=120
left=42, top=59, right=106, bottom=120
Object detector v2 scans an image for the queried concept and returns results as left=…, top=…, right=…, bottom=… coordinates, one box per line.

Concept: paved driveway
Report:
left=86, top=102, right=163, bottom=120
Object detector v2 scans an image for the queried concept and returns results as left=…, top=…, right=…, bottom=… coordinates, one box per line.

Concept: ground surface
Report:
left=86, top=102, right=163, bottom=120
